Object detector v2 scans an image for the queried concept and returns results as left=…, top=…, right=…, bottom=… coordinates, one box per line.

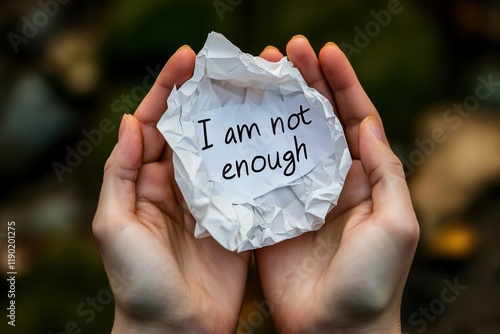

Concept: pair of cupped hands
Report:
left=93, top=35, right=419, bottom=334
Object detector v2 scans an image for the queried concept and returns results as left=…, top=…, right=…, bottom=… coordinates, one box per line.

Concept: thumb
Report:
left=359, top=116, right=418, bottom=241
left=93, top=115, right=143, bottom=235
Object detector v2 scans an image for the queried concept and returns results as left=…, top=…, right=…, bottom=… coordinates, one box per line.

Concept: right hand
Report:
left=255, top=36, right=420, bottom=334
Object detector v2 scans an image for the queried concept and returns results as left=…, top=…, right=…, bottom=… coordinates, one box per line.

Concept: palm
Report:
left=93, top=47, right=250, bottom=333
left=255, top=161, right=405, bottom=331
left=119, top=155, right=249, bottom=331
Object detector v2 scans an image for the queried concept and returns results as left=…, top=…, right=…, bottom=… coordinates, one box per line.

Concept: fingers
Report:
left=259, top=45, right=284, bottom=62
left=319, top=43, right=382, bottom=158
left=134, top=46, right=197, bottom=163
left=134, top=46, right=196, bottom=125
left=93, top=115, right=143, bottom=235
left=286, top=36, right=335, bottom=104
left=359, top=116, right=419, bottom=245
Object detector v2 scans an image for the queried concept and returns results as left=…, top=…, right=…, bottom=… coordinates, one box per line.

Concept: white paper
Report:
left=192, top=94, right=334, bottom=203
left=157, top=32, right=352, bottom=252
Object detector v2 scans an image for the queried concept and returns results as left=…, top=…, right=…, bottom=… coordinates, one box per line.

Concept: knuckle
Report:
left=387, top=152, right=405, bottom=179
left=386, top=213, right=420, bottom=250
left=91, top=211, right=115, bottom=245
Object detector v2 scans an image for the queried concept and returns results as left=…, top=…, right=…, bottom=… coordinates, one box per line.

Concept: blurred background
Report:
left=1, top=0, right=499, bottom=333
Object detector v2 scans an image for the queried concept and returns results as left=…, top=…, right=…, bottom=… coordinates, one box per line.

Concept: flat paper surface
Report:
left=157, top=32, right=352, bottom=252
left=192, top=94, right=334, bottom=203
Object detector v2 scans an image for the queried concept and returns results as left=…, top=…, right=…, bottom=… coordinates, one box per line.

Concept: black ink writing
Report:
left=271, top=105, right=312, bottom=135
left=198, top=118, right=213, bottom=150
left=225, top=123, right=261, bottom=144
left=222, top=135, right=308, bottom=179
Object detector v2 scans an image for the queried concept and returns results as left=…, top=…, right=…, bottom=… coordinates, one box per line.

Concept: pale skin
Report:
left=93, top=35, right=419, bottom=334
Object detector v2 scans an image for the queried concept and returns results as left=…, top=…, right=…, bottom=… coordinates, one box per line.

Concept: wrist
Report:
left=111, top=311, right=166, bottom=334
left=111, top=309, right=199, bottom=334
left=111, top=307, right=235, bottom=334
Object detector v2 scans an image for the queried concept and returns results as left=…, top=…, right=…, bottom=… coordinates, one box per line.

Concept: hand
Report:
left=92, top=46, right=250, bottom=334
left=255, top=36, right=420, bottom=333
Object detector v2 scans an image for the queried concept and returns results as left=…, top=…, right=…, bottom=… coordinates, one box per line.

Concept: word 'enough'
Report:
left=222, top=135, right=308, bottom=179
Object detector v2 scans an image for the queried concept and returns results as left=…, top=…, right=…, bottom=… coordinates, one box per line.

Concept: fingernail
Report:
left=367, top=116, right=385, bottom=142
left=292, top=34, right=307, bottom=40
left=177, top=44, right=190, bottom=51
left=118, top=114, right=130, bottom=140
left=325, top=41, right=337, bottom=48
left=264, top=45, right=279, bottom=51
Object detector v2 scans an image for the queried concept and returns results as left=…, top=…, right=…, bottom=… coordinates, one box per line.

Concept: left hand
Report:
left=254, top=36, right=420, bottom=334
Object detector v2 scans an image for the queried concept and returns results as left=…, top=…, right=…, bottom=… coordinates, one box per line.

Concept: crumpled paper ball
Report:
left=157, top=32, right=351, bottom=252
